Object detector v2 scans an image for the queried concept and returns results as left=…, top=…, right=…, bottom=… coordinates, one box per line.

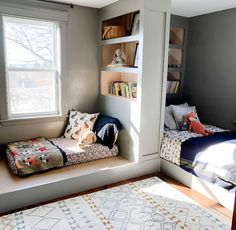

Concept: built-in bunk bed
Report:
left=5, top=110, right=121, bottom=176
left=160, top=99, right=236, bottom=210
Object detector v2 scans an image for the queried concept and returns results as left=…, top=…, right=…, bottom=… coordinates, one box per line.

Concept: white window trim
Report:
left=0, top=3, right=68, bottom=125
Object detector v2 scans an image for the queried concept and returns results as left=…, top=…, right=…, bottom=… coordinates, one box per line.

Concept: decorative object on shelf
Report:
left=170, top=27, right=185, bottom=45
left=107, top=48, right=128, bottom=67
left=166, top=81, right=179, bottom=94
left=133, top=43, right=139, bottom=67
left=131, top=12, right=140, bottom=35
left=102, top=26, right=125, bottom=40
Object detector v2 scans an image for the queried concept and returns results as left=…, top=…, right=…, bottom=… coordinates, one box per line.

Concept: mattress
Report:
left=160, top=125, right=224, bottom=165
left=6, top=137, right=119, bottom=175
left=50, top=137, right=118, bottom=166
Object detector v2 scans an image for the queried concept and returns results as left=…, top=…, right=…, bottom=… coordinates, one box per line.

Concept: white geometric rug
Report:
left=0, top=177, right=231, bottom=230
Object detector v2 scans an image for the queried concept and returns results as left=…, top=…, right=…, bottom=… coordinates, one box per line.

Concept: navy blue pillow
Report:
left=93, top=115, right=121, bottom=149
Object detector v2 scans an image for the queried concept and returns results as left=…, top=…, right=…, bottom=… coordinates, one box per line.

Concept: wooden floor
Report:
left=0, top=172, right=232, bottom=224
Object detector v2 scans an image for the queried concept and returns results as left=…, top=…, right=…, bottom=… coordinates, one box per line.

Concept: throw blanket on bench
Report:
left=7, top=137, right=67, bottom=176
left=180, top=132, right=236, bottom=191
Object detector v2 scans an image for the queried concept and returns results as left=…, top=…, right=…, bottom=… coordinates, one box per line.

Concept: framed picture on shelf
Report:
left=133, top=44, right=139, bottom=67
left=131, top=12, right=140, bottom=35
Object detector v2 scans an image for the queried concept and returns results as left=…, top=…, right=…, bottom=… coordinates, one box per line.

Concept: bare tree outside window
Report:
left=3, top=17, right=60, bottom=117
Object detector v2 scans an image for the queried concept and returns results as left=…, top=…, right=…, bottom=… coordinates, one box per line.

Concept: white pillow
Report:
left=170, top=105, right=199, bottom=130
left=164, top=102, right=188, bottom=130
left=64, top=111, right=99, bottom=140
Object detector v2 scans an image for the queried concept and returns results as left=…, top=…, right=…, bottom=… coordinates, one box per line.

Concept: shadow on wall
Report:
left=184, top=8, right=236, bottom=132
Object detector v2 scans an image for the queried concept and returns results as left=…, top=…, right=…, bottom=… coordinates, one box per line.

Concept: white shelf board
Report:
left=169, top=44, right=184, bottom=49
left=101, top=35, right=139, bottom=45
left=101, top=94, right=137, bottom=102
left=101, top=66, right=139, bottom=73
left=168, top=67, right=183, bottom=73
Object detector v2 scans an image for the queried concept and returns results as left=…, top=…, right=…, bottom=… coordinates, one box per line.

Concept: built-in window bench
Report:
left=0, top=154, right=160, bottom=214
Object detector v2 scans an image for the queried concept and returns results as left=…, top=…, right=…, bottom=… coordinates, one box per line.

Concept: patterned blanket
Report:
left=160, top=125, right=224, bottom=165
left=7, top=137, right=66, bottom=176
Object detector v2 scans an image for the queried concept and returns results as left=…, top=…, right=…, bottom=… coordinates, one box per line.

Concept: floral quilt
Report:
left=6, top=137, right=66, bottom=176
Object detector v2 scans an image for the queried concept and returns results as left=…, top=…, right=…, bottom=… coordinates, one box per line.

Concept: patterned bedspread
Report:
left=160, top=125, right=225, bottom=165
left=6, top=137, right=66, bottom=176
left=50, top=138, right=118, bottom=166
left=6, top=137, right=119, bottom=176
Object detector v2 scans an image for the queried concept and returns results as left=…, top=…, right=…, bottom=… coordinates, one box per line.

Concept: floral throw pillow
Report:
left=64, top=111, right=99, bottom=140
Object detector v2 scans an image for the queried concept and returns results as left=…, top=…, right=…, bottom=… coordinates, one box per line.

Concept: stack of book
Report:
left=166, top=81, right=179, bottom=94
left=109, top=81, right=137, bottom=98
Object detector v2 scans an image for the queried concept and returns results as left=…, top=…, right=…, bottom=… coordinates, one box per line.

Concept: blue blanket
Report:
left=180, top=132, right=236, bottom=192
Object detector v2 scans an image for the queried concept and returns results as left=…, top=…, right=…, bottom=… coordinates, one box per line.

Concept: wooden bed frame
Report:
left=160, top=158, right=235, bottom=211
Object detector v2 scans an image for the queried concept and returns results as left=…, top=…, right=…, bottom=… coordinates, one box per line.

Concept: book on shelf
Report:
left=109, top=81, right=137, bottom=99
left=166, top=81, right=179, bottom=94
left=128, top=82, right=137, bottom=98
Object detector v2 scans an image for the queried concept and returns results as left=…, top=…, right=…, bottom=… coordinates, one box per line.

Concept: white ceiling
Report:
left=52, top=0, right=236, bottom=18
left=171, top=0, right=236, bottom=17
left=54, top=0, right=118, bottom=8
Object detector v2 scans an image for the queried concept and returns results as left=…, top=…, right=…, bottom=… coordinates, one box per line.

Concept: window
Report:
left=3, top=16, right=61, bottom=119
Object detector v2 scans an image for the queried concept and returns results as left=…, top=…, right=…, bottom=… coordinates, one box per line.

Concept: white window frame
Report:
left=0, top=2, right=68, bottom=123
left=3, top=16, right=61, bottom=119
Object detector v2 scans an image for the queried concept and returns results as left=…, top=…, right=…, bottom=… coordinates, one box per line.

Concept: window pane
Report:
left=8, top=71, right=57, bottom=115
left=4, top=17, right=56, bottom=69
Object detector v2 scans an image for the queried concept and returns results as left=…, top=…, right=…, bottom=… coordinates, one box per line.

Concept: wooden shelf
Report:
left=169, top=44, right=184, bottom=49
left=166, top=93, right=182, bottom=98
left=167, top=79, right=180, bottom=82
left=168, top=67, right=183, bottom=72
left=101, top=94, right=137, bottom=102
left=101, top=35, right=139, bottom=45
left=101, top=66, right=139, bottom=73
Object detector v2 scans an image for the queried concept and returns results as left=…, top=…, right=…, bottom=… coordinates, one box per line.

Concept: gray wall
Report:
left=0, top=5, right=99, bottom=144
left=184, top=8, right=236, bottom=131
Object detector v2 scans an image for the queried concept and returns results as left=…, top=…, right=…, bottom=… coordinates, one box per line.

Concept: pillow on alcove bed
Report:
left=170, top=105, right=200, bottom=131
left=165, top=102, right=188, bottom=130
left=93, top=115, right=122, bottom=149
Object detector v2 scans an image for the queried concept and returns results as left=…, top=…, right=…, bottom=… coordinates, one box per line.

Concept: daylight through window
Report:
left=3, top=16, right=60, bottom=118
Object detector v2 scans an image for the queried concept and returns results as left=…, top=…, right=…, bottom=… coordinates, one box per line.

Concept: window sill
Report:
left=0, top=115, right=68, bottom=127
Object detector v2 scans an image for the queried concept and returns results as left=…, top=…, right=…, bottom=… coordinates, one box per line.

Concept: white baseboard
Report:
left=0, top=157, right=160, bottom=213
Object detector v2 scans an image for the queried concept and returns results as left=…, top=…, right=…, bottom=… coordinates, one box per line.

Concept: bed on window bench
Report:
left=160, top=98, right=236, bottom=210
left=5, top=112, right=121, bottom=176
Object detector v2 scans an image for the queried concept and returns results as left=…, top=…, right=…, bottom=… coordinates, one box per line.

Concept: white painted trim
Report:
left=3, top=16, right=61, bottom=119
left=0, top=115, right=68, bottom=126
left=160, top=158, right=235, bottom=211
left=0, top=157, right=160, bottom=213
left=0, top=1, right=68, bottom=22
left=0, top=15, right=8, bottom=121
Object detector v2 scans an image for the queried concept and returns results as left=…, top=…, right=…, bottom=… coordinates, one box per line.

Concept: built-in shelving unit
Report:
left=100, top=35, right=139, bottom=45
left=100, top=11, right=140, bottom=101
left=99, top=0, right=170, bottom=163
left=166, top=16, right=188, bottom=97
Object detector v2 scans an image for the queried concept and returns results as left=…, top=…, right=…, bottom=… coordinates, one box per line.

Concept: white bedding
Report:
left=194, top=139, right=236, bottom=185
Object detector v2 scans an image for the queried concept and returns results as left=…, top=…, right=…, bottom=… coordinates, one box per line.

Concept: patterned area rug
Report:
left=0, top=177, right=231, bottom=230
